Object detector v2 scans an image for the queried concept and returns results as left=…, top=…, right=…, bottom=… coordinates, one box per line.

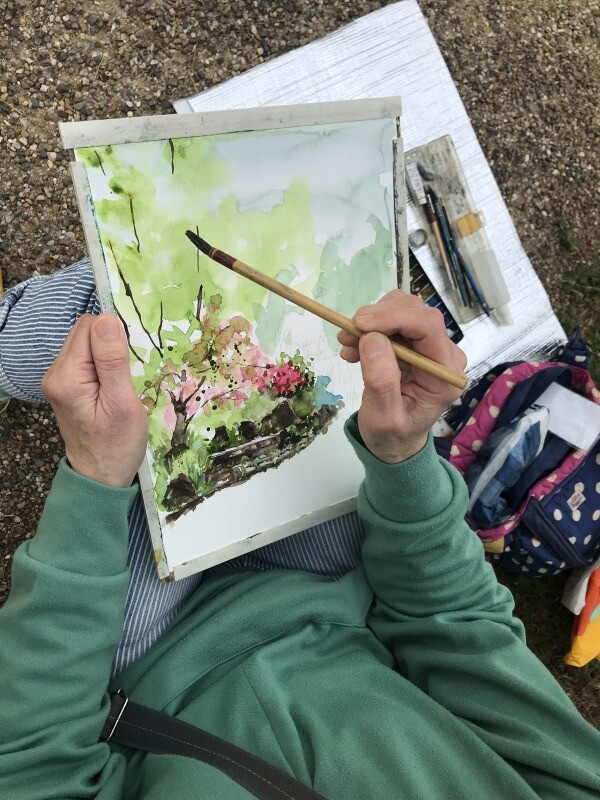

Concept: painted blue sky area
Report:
left=206, top=117, right=397, bottom=265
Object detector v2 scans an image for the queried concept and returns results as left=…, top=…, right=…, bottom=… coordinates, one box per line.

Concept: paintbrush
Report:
left=427, top=187, right=470, bottom=307
left=406, top=163, right=456, bottom=293
left=422, top=190, right=457, bottom=293
left=185, top=230, right=467, bottom=391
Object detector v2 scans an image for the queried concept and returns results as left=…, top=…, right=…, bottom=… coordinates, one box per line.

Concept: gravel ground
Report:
left=1, top=0, right=599, bottom=723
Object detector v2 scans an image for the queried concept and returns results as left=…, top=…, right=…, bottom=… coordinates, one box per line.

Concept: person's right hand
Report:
left=42, top=314, right=148, bottom=487
left=338, top=290, right=467, bottom=464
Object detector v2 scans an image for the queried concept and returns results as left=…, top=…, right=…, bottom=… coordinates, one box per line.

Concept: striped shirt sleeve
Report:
left=0, top=259, right=99, bottom=402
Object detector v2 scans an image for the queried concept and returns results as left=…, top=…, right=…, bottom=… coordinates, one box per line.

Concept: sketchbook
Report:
left=60, top=98, right=406, bottom=580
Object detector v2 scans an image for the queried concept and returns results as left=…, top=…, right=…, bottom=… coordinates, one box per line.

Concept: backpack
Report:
left=436, top=330, right=600, bottom=576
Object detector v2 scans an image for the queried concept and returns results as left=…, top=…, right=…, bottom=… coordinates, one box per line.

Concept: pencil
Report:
left=185, top=230, right=467, bottom=392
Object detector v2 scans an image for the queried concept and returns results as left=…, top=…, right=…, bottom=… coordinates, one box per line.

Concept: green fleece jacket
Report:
left=1, top=417, right=599, bottom=799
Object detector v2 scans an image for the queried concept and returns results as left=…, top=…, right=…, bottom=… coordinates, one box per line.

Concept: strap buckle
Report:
left=101, top=689, right=129, bottom=743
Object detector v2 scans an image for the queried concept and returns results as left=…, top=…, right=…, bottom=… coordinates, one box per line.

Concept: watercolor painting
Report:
left=72, top=112, right=400, bottom=576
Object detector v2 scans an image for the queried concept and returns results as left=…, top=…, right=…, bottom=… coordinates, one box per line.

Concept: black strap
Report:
left=101, top=690, right=327, bottom=800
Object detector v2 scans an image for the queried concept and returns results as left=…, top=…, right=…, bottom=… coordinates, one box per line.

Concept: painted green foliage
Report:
left=78, top=138, right=322, bottom=331
left=315, top=214, right=393, bottom=350
left=77, top=130, right=393, bottom=520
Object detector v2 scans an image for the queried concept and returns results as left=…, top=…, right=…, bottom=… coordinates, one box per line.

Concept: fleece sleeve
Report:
left=0, top=460, right=137, bottom=800
left=346, top=415, right=600, bottom=799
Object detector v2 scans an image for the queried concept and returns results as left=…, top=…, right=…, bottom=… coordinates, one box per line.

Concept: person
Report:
left=0, top=262, right=599, bottom=800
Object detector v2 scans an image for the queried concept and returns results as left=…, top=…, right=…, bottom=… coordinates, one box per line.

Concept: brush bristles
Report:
left=185, top=230, right=213, bottom=255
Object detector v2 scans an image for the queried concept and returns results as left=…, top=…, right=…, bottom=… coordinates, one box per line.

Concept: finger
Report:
left=340, top=344, right=360, bottom=363
left=90, top=314, right=133, bottom=395
left=339, top=292, right=421, bottom=346
left=375, top=289, right=423, bottom=307
left=354, top=300, right=437, bottom=337
left=42, top=316, right=98, bottom=405
left=49, top=314, right=96, bottom=370
left=354, top=290, right=422, bottom=321
left=337, top=329, right=359, bottom=347
left=358, top=332, right=402, bottom=417
left=354, top=303, right=463, bottom=369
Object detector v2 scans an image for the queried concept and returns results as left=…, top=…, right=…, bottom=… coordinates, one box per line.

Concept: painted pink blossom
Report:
left=258, top=362, right=309, bottom=397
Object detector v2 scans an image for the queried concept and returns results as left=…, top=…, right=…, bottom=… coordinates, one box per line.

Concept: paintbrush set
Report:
left=406, top=136, right=511, bottom=326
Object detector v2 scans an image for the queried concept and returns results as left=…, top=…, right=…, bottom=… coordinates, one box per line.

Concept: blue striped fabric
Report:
left=0, top=261, right=364, bottom=674
left=0, top=261, right=100, bottom=402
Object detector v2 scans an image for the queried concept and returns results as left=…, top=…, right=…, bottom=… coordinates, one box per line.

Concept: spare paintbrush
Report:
left=185, top=230, right=467, bottom=391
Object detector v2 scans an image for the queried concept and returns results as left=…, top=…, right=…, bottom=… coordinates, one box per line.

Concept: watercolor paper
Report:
left=64, top=102, right=403, bottom=578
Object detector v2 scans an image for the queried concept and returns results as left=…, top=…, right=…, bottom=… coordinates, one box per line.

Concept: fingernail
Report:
left=361, top=333, right=387, bottom=356
left=94, top=316, right=120, bottom=339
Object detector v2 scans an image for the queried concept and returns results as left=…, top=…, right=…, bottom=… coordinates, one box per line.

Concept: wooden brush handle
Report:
left=231, top=256, right=467, bottom=391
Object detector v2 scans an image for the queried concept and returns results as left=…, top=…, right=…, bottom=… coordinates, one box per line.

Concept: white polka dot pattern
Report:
left=448, top=362, right=600, bottom=578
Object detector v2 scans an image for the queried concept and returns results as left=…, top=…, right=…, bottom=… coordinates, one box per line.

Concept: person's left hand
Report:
left=42, top=314, right=148, bottom=487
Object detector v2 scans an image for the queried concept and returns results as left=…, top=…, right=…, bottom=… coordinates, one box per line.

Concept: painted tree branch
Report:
left=196, top=283, right=203, bottom=324
left=109, top=241, right=163, bottom=356
left=129, top=196, right=141, bottom=252
left=94, top=149, right=106, bottom=175
left=197, top=386, right=240, bottom=413
left=181, top=376, right=206, bottom=407
left=168, top=138, right=175, bottom=175
left=115, top=306, right=145, bottom=364
left=157, top=301, right=164, bottom=351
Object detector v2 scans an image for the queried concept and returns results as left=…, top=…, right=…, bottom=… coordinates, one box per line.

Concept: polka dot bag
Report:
left=435, top=329, right=600, bottom=576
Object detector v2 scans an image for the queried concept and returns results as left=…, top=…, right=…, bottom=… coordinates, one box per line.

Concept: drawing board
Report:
left=61, top=99, right=405, bottom=579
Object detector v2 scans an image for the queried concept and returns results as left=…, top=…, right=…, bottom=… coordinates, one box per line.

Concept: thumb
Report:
left=90, top=315, right=132, bottom=394
left=359, top=332, right=402, bottom=415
